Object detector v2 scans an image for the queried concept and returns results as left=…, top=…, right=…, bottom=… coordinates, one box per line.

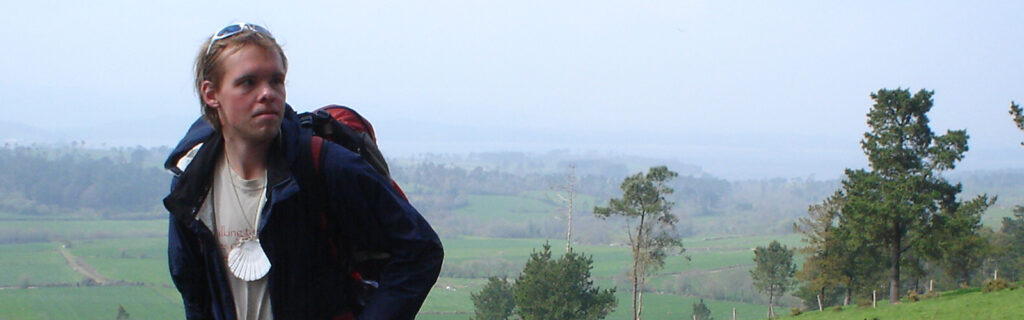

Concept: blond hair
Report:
left=193, top=28, right=288, bottom=131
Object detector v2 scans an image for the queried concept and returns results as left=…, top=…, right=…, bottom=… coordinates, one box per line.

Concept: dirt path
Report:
left=57, top=245, right=112, bottom=285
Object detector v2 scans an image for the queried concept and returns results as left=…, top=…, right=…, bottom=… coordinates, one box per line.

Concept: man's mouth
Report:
left=253, top=110, right=281, bottom=118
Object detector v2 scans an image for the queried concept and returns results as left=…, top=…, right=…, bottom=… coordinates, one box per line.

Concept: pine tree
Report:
left=997, top=206, right=1024, bottom=281
left=116, top=305, right=131, bottom=320
left=514, top=243, right=616, bottom=320
left=1000, top=102, right=1024, bottom=281
left=594, top=166, right=685, bottom=320
left=471, top=276, right=515, bottom=320
left=935, top=195, right=995, bottom=286
left=1010, top=101, right=1024, bottom=141
left=840, top=88, right=986, bottom=303
left=750, top=240, right=796, bottom=318
left=795, top=191, right=885, bottom=307
left=691, top=298, right=713, bottom=320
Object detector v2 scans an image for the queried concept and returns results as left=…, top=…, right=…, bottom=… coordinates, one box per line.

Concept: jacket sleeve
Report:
left=168, top=213, right=214, bottom=319
left=322, top=145, right=444, bottom=320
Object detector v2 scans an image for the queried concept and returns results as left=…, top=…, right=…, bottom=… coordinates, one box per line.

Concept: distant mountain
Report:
left=0, top=121, right=59, bottom=145
left=0, top=115, right=197, bottom=148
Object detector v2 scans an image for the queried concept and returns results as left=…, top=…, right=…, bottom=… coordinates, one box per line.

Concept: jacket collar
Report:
left=163, top=105, right=305, bottom=225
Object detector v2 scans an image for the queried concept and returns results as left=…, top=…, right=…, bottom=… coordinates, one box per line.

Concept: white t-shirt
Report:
left=198, top=154, right=273, bottom=320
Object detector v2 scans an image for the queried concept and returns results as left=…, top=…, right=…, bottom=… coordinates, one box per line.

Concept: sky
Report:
left=1, top=0, right=1022, bottom=179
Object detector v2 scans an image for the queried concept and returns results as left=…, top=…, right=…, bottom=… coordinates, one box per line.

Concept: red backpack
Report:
left=300, top=105, right=406, bottom=198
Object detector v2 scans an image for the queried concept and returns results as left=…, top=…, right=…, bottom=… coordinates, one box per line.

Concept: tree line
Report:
left=0, top=146, right=169, bottom=218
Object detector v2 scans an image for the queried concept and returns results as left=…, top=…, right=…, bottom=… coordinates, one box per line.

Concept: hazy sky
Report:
left=2, top=1, right=1022, bottom=179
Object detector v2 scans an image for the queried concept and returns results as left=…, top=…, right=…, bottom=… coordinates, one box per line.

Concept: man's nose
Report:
left=257, top=83, right=280, bottom=103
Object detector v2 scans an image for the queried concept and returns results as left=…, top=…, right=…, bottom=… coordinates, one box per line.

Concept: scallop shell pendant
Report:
left=228, top=238, right=271, bottom=281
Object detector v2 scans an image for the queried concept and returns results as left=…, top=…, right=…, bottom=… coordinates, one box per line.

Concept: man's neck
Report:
left=222, top=134, right=271, bottom=180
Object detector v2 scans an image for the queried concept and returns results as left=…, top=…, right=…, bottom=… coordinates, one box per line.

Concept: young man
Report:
left=163, top=23, right=443, bottom=320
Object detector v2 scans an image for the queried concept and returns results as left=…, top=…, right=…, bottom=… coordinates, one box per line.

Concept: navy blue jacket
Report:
left=163, top=106, right=443, bottom=319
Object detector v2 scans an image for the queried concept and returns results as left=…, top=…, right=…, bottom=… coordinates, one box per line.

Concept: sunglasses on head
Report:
left=206, top=23, right=275, bottom=55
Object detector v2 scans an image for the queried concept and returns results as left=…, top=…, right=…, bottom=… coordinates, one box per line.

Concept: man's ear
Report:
left=201, top=80, right=219, bottom=108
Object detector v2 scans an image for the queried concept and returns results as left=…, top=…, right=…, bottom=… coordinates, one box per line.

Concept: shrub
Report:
left=983, top=278, right=1009, bottom=293
left=790, top=307, right=802, bottom=316
left=906, top=290, right=919, bottom=302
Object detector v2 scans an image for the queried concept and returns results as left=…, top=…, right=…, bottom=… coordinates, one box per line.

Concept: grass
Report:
left=420, top=277, right=484, bottom=318
left=69, top=238, right=173, bottom=286
left=0, top=242, right=82, bottom=286
left=783, top=286, right=1024, bottom=320
left=452, top=194, right=558, bottom=221
left=605, top=291, right=767, bottom=320
left=0, top=286, right=183, bottom=320
left=982, top=206, right=1015, bottom=228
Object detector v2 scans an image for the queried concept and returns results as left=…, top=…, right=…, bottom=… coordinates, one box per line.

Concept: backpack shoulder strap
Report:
left=311, top=135, right=325, bottom=174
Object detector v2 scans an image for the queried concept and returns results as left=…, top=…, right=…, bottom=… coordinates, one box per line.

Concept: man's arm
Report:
left=357, top=184, right=443, bottom=320
left=168, top=215, right=215, bottom=319
left=323, top=145, right=444, bottom=319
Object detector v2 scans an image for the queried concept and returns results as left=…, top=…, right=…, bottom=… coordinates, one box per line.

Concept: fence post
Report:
left=733, top=307, right=736, bottom=320
left=872, top=290, right=877, bottom=309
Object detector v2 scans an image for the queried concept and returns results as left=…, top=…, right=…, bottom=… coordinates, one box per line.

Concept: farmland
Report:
left=0, top=215, right=788, bottom=320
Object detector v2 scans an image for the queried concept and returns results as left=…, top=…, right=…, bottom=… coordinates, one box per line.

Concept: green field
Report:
left=12, top=187, right=999, bottom=320
left=452, top=194, right=557, bottom=221
left=982, top=206, right=1016, bottom=228
left=3, top=231, right=1016, bottom=320
left=0, top=190, right=818, bottom=320
left=3, top=213, right=1018, bottom=320
left=0, top=286, right=183, bottom=320
left=0, top=242, right=81, bottom=286
left=69, top=238, right=173, bottom=286
left=0, top=216, right=786, bottom=320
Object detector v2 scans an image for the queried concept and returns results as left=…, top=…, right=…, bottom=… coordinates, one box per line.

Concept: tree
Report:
left=840, top=88, right=985, bottom=303
left=794, top=192, right=843, bottom=310
left=594, top=166, right=686, bottom=320
left=993, top=102, right=1024, bottom=281
left=1010, top=101, right=1024, bottom=143
left=116, top=305, right=131, bottom=320
left=995, top=206, right=1024, bottom=281
left=934, top=195, right=995, bottom=287
left=514, top=243, right=616, bottom=320
left=471, top=276, right=515, bottom=320
left=794, top=192, right=883, bottom=308
left=691, top=298, right=713, bottom=320
left=750, top=240, right=796, bottom=318
left=553, top=164, right=578, bottom=252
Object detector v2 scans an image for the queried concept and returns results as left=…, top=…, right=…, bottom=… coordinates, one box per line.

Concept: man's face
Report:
left=205, top=45, right=286, bottom=144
